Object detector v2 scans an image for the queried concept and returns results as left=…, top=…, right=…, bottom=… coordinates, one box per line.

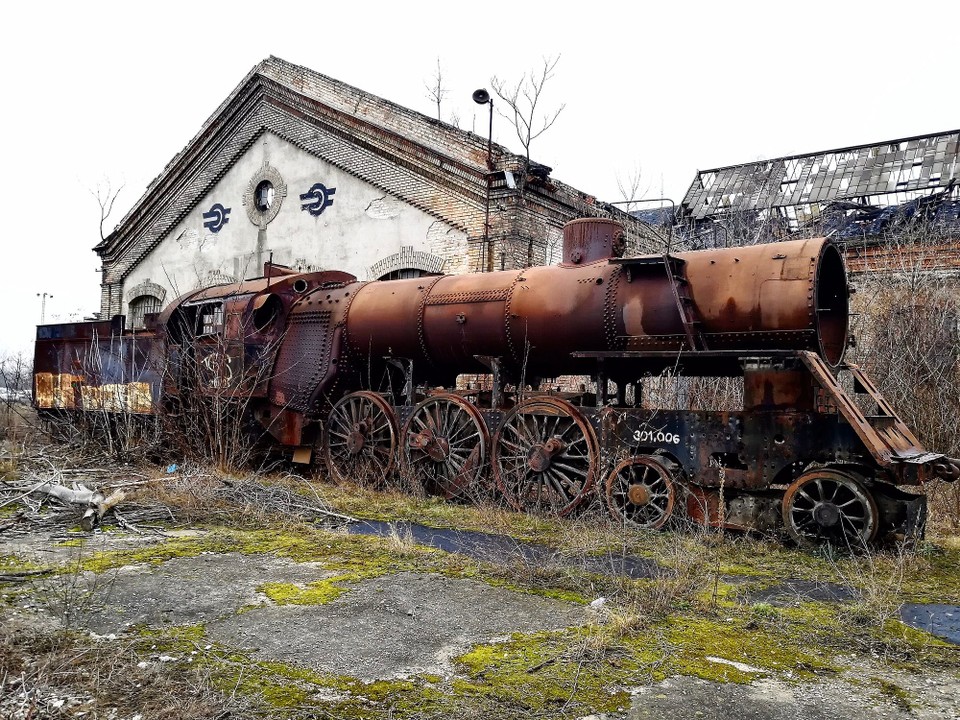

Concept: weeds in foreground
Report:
left=36, top=549, right=120, bottom=632
left=824, top=542, right=929, bottom=659
left=0, top=624, right=246, bottom=720
left=3, top=417, right=960, bottom=720
left=385, top=522, right=419, bottom=557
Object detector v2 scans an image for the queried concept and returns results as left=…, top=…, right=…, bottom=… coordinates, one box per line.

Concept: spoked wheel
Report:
left=605, top=455, right=679, bottom=529
left=324, top=391, right=398, bottom=485
left=782, top=468, right=879, bottom=546
left=401, top=394, right=488, bottom=500
left=492, top=396, right=599, bottom=516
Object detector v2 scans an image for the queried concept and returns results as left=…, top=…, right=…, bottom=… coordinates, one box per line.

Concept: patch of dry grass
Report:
left=0, top=616, right=247, bottom=720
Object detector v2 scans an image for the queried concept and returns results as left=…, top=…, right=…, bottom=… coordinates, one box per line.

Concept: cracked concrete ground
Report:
left=208, top=571, right=585, bottom=681
left=49, top=551, right=586, bottom=681
left=3, top=529, right=959, bottom=719
left=76, top=552, right=336, bottom=633
left=628, top=673, right=960, bottom=720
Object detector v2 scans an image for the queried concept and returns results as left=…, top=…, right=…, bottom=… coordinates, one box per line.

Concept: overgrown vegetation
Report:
left=847, top=229, right=960, bottom=526
left=3, top=454, right=959, bottom=718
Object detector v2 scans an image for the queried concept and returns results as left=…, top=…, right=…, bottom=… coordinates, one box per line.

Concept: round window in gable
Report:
left=243, top=162, right=287, bottom=228
left=255, top=180, right=275, bottom=212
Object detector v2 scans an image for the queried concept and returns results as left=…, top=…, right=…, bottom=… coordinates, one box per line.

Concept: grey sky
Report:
left=3, top=0, right=957, bottom=354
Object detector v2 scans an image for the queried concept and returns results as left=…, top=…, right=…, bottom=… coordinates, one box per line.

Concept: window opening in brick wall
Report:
left=378, top=268, right=439, bottom=281
left=128, top=295, right=163, bottom=330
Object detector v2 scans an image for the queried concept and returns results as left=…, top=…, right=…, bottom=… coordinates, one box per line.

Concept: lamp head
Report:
left=472, top=88, right=491, bottom=105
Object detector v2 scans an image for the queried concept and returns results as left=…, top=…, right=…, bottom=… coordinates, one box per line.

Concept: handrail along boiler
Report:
left=33, top=218, right=960, bottom=544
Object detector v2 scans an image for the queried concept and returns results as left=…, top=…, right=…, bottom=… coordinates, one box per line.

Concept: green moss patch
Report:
left=454, top=629, right=643, bottom=716
left=660, top=614, right=837, bottom=683
left=257, top=579, right=347, bottom=605
left=138, top=623, right=450, bottom=718
left=0, top=553, right=43, bottom=574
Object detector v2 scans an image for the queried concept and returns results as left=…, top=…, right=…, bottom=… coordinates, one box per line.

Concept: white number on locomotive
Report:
left=632, top=428, right=681, bottom=445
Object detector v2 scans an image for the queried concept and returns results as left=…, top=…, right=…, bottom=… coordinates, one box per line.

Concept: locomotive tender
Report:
left=34, top=218, right=960, bottom=544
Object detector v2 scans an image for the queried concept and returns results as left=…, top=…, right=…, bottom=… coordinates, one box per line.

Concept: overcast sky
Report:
left=2, top=0, right=957, bottom=355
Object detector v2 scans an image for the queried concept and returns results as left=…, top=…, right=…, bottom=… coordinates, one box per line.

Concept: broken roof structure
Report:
left=676, top=129, right=960, bottom=248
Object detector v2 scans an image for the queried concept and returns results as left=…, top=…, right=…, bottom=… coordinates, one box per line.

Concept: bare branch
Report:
left=424, top=57, right=448, bottom=122
left=615, top=164, right=645, bottom=213
left=90, top=179, right=125, bottom=242
left=490, top=55, right=566, bottom=168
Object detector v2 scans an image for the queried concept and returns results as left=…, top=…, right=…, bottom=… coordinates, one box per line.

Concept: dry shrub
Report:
left=0, top=621, right=242, bottom=720
left=849, top=230, right=960, bottom=530
left=154, top=333, right=276, bottom=473
left=828, top=544, right=915, bottom=654
left=597, top=528, right=718, bottom=638
left=135, top=468, right=338, bottom=528
left=1, top=354, right=36, bottom=455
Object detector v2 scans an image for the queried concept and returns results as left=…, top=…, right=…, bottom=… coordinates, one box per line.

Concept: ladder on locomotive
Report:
left=663, top=254, right=708, bottom=351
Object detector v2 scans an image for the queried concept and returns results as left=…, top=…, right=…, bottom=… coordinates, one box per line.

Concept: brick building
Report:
left=95, top=56, right=661, bottom=327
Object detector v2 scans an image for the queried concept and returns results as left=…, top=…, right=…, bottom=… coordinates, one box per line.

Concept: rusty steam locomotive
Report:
left=34, top=218, right=959, bottom=544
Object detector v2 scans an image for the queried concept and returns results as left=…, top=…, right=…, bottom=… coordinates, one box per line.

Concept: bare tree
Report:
left=0, top=353, right=31, bottom=397
left=424, top=57, right=448, bottom=122
left=0, top=352, right=32, bottom=439
left=615, top=164, right=645, bottom=213
left=491, top=55, right=566, bottom=171
left=91, top=178, right=125, bottom=242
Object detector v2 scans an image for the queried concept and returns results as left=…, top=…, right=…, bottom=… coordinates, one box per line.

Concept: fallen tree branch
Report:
left=0, top=480, right=49, bottom=510
left=81, top=490, right=126, bottom=531
left=100, top=477, right=163, bottom=491
left=35, top=482, right=98, bottom=506
left=0, top=569, right=54, bottom=582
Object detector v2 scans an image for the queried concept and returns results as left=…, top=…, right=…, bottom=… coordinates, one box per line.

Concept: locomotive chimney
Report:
left=561, top=218, right=625, bottom=266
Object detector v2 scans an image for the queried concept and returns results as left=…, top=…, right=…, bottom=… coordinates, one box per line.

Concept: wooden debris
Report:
left=80, top=489, right=127, bottom=531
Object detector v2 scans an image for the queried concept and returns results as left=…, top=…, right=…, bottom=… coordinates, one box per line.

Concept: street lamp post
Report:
left=473, top=88, right=494, bottom=271
left=37, top=292, right=53, bottom=323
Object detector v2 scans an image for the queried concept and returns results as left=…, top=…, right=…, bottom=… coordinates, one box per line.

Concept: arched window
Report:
left=378, top=268, right=434, bottom=281
left=369, top=247, right=446, bottom=280
left=128, top=295, right=163, bottom=329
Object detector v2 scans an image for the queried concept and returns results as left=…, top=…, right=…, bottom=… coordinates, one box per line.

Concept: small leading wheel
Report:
left=782, top=469, right=879, bottom=546
left=605, top=455, right=679, bottom=529
left=324, top=391, right=398, bottom=485
left=401, top=394, right=488, bottom=500
left=492, top=396, right=599, bottom=516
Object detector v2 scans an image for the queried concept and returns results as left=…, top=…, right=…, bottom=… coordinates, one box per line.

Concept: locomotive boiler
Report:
left=33, top=218, right=960, bottom=545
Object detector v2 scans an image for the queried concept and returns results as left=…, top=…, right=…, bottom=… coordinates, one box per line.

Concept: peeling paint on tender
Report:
left=34, top=372, right=154, bottom=414
left=34, top=372, right=79, bottom=409
left=80, top=382, right=154, bottom=413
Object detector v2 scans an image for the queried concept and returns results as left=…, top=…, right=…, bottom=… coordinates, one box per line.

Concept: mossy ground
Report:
left=3, top=472, right=960, bottom=718
left=0, top=552, right=43, bottom=574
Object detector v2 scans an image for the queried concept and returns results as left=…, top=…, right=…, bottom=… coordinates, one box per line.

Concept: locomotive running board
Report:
left=798, top=351, right=936, bottom=467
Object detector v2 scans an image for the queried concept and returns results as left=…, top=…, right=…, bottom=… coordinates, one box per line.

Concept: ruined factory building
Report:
left=666, top=128, right=960, bottom=261
left=94, top=55, right=659, bottom=328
